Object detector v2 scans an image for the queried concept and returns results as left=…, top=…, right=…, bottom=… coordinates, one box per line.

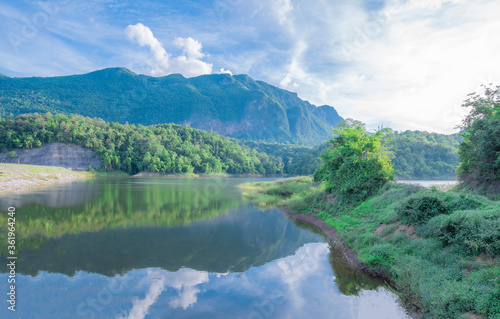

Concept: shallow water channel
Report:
left=0, top=177, right=409, bottom=318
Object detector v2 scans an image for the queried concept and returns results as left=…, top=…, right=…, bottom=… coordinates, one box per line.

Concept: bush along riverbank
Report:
left=238, top=176, right=500, bottom=318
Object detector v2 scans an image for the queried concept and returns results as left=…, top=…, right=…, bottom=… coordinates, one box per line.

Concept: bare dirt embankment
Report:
left=0, top=164, right=92, bottom=193
left=0, top=143, right=101, bottom=171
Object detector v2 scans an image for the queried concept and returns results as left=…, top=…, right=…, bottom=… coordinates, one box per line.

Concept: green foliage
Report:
left=239, top=131, right=461, bottom=179
left=383, top=130, right=461, bottom=179
left=8, top=151, right=17, bottom=158
left=398, top=190, right=484, bottom=226
left=238, top=176, right=321, bottom=208
left=398, top=195, right=449, bottom=225
left=236, top=140, right=329, bottom=175
left=458, top=85, right=500, bottom=193
left=0, top=113, right=284, bottom=175
left=314, top=119, right=394, bottom=201
left=0, top=68, right=343, bottom=145
left=426, top=209, right=500, bottom=256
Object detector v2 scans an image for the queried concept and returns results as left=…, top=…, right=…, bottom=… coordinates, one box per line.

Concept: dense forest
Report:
left=383, top=130, right=461, bottom=179
left=235, top=140, right=329, bottom=175
left=238, top=130, right=461, bottom=179
left=0, top=113, right=284, bottom=175
left=0, top=68, right=342, bottom=145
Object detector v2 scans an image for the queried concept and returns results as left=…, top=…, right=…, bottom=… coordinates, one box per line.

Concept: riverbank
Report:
left=238, top=177, right=500, bottom=319
left=0, top=163, right=92, bottom=193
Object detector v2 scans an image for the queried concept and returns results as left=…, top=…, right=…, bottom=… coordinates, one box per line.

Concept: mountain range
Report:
left=0, top=68, right=342, bottom=145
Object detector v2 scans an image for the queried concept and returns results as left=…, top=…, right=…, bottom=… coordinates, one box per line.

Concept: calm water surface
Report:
left=0, top=177, right=409, bottom=318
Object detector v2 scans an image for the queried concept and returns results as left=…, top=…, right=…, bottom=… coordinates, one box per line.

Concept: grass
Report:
left=240, top=178, right=500, bottom=319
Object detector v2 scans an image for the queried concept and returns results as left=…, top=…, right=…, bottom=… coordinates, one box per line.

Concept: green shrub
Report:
left=426, top=210, right=500, bottom=256
left=359, top=243, right=398, bottom=271
left=447, top=194, right=482, bottom=211
left=398, top=195, right=450, bottom=225
left=468, top=268, right=500, bottom=317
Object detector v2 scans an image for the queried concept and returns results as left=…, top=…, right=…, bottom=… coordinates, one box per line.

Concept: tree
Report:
left=314, top=119, right=394, bottom=201
left=457, top=85, right=500, bottom=193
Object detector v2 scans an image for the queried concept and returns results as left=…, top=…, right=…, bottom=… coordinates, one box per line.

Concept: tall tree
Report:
left=457, top=85, right=500, bottom=193
left=314, top=119, right=394, bottom=201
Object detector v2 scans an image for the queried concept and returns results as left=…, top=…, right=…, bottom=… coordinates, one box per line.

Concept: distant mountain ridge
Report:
left=0, top=68, right=342, bottom=145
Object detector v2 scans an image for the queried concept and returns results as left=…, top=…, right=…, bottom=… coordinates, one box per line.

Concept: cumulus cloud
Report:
left=125, top=23, right=212, bottom=77
left=219, top=68, right=233, bottom=75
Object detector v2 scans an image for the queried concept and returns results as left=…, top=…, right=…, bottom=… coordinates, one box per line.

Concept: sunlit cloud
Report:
left=125, top=23, right=212, bottom=77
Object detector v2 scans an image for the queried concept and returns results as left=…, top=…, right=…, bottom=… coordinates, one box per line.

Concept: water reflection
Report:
left=13, top=207, right=321, bottom=275
left=0, top=179, right=101, bottom=210
left=0, top=244, right=407, bottom=319
left=0, top=177, right=409, bottom=318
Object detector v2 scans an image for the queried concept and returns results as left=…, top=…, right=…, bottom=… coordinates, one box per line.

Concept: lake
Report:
left=0, top=177, right=409, bottom=318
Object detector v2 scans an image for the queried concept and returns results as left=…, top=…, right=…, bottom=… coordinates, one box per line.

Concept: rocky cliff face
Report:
left=0, top=143, right=101, bottom=171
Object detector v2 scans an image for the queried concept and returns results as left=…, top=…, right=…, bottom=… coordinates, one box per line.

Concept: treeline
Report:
left=235, top=140, right=329, bottom=175
left=0, top=113, right=284, bottom=175
left=383, top=130, right=461, bottom=179
left=238, top=131, right=461, bottom=179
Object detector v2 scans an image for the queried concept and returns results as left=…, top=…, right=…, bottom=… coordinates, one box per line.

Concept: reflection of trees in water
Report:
left=328, top=244, right=386, bottom=295
left=10, top=208, right=320, bottom=276
left=0, top=177, right=245, bottom=256
left=0, top=179, right=101, bottom=210
left=290, top=217, right=388, bottom=296
left=0, top=177, right=240, bottom=238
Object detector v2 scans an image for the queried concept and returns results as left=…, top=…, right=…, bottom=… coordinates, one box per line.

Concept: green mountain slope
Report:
left=0, top=68, right=343, bottom=145
left=0, top=113, right=284, bottom=175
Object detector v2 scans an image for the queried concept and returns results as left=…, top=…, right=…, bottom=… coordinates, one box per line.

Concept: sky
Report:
left=1, top=0, right=499, bottom=133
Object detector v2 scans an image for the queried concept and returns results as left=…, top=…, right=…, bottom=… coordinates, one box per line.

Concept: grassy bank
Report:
left=0, top=163, right=92, bottom=193
left=239, top=177, right=500, bottom=319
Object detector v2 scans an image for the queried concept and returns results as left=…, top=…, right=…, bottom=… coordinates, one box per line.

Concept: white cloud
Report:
left=119, top=268, right=209, bottom=319
left=219, top=68, right=233, bottom=75
left=275, top=0, right=293, bottom=26
left=125, top=23, right=212, bottom=77
left=123, top=270, right=166, bottom=319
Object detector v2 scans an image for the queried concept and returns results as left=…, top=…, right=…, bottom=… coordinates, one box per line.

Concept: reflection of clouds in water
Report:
left=276, top=243, right=330, bottom=308
left=355, top=289, right=411, bottom=319
left=167, top=268, right=209, bottom=310
left=262, top=243, right=407, bottom=319
left=119, top=268, right=209, bottom=319
left=3, top=243, right=408, bottom=319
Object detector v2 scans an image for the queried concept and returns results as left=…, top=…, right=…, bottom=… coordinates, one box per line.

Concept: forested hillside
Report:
left=0, top=113, right=284, bottom=175
left=383, top=130, right=461, bottom=179
left=239, top=130, right=461, bottom=179
left=0, top=68, right=342, bottom=145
